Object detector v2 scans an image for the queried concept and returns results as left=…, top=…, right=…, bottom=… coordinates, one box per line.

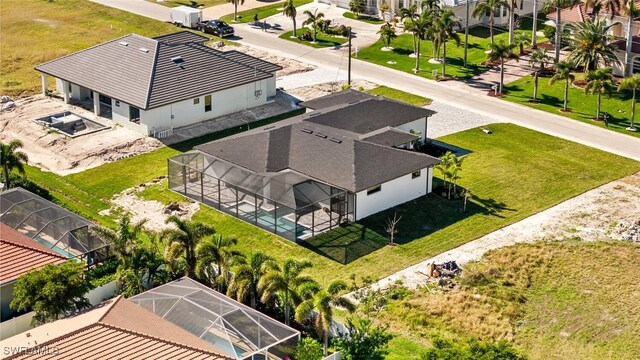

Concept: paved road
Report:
left=89, top=0, right=640, bottom=161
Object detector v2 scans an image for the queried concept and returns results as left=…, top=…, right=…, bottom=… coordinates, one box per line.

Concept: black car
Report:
left=198, top=20, right=234, bottom=37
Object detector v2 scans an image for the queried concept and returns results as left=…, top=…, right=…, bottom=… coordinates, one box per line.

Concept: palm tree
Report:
left=565, top=18, right=622, bottom=72
left=0, top=140, right=28, bottom=189
left=349, top=0, right=365, bottom=17
left=421, top=0, right=441, bottom=11
left=549, top=60, right=576, bottom=111
left=227, top=0, right=246, bottom=22
left=283, top=0, right=298, bottom=37
left=584, top=67, right=616, bottom=120
left=618, top=74, right=640, bottom=131
left=227, top=252, right=274, bottom=308
left=507, top=0, right=518, bottom=47
left=436, top=10, right=461, bottom=79
left=303, top=9, right=325, bottom=43
left=407, top=11, right=431, bottom=72
left=529, top=48, right=552, bottom=101
left=487, top=40, right=519, bottom=94
left=259, top=258, right=316, bottom=326
left=514, top=31, right=531, bottom=55
left=196, top=235, right=244, bottom=291
left=400, top=4, right=420, bottom=56
left=296, top=281, right=356, bottom=356
left=532, top=0, right=540, bottom=49
left=97, top=215, right=147, bottom=265
left=472, top=0, right=508, bottom=45
left=542, top=0, right=579, bottom=63
left=377, top=23, right=397, bottom=49
left=164, top=216, right=215, bottom=278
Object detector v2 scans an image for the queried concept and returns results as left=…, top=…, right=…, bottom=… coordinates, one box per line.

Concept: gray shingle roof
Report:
left=35, top=32, right=282, bottom=110
left=362, top=128, right=419, bottom=146
left=299, top=89, right=375, bottom=110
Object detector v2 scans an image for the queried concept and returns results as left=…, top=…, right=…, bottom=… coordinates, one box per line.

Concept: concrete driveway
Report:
left=91, top=0, right=171, bottom=21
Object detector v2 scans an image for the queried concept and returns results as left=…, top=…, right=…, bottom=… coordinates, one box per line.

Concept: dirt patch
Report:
left=0, top=95, right=163, bottom=175
left=226, top=45, right=315, bottom=77
left=285, top=80, right=377, bottom=101
left=101, top=183, right=200, bottom=233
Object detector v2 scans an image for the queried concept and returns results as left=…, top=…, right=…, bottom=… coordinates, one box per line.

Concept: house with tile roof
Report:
left=35, top=31, right=282, bottom=136
left=168, top=91, right=439, bottom=242
left=0, top=296, right=233, bottom=360
left=0, top=224, right=67, bottom=323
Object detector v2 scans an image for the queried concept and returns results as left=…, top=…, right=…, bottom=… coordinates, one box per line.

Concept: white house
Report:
left=167, top=91, right=439, bottom=242
left=35, top=31, right=281, bottom=136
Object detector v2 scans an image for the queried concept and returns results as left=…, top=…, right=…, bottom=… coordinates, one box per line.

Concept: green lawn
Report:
left=279, top=29, right=348, bottom=48
left=342, top=11, right=385, bottom=24
left=503, top=75, right=640, bottom=138
left=365, top=85, right=432, bottom=106
left=0, top=0, right=230, bottom=96
left=220, top=0, right=312, bottom=23
left=146, top=0, right=226, bottom=8
left=357, top=19, right=547, bottom=80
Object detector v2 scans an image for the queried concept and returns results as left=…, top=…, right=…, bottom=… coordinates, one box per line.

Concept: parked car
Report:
left=198, top=20, right=235, bottom=37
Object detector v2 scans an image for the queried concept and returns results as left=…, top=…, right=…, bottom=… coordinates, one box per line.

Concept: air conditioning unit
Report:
left=254, top=90, right=262, bottom=98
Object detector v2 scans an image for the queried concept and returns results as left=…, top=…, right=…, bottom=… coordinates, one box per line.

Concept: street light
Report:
left=348, top=26, right=352, bottom=86
left=464, top=0, right=470, bottom=68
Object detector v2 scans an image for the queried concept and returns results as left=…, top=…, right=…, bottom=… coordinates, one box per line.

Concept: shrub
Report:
left=422, top=337, right=526, bottom=360
left=294, top=337, right=324, bottom=360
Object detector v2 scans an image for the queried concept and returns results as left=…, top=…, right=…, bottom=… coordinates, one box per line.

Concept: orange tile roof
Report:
left=546, top=4, right=588, bottom=24
left=0, top=224, right=67, bottom=284
left=1, top=297, right=232, bottom=360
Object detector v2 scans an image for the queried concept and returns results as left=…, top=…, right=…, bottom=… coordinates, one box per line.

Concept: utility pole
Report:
left=348, top=27, right=352, bottom=86
left=464, top=0, right=470, bottom=67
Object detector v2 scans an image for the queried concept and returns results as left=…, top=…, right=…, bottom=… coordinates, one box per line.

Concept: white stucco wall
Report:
left=111, top=98, right=148, bottom=134
left=355, top=167, right=430, bottom=220
left=395, top=117, right=427, bottom=142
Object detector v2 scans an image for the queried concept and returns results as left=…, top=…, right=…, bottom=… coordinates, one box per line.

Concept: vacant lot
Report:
left=383, top=241, right=640, bottom=359
left=26, top=123, right=640, bottom=284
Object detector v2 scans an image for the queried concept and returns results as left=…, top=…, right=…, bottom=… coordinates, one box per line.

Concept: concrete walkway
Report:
left=203, top=0, right=281, bottom=20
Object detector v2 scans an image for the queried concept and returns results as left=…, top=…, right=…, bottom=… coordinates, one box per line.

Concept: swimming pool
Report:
left=33, top=236, right=76, bottom=258
left=235, top=202, right=310, bottom=239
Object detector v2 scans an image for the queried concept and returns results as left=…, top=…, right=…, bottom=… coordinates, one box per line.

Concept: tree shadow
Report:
left=301, top=223, right=388, bottom=265
left=470, top=195, right=516, bottom=218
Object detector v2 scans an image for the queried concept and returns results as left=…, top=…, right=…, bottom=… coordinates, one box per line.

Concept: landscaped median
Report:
left=342, top=11, right=385, bottom=24
left=220, top=0, right=312, bottom=23
left=279, top=29, right=348, bottom=48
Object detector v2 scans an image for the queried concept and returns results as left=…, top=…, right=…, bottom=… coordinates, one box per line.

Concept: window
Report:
left=412, top=170, right=421, bottom=179
left=366, top=185, right=381, bottom=195
left=115, top=100, right=120, bottom=107
left=204, top=95, right=212, bottom=112
left=193, top=98, right=200, bottom=105
left=99, top=94, right=112, bottom=105
left=129, top=106, right=140, bottom=123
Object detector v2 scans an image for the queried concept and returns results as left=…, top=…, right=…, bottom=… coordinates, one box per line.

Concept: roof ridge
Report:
left=186, top=43, right=273, bottom=77
left=96, top=295, right=123, bottom=323
left=0, top=239, right=67, bottom=260
left=145, top=40, right=161, bottom=109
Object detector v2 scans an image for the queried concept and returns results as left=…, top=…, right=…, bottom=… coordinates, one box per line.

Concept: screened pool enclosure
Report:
left=168, top=152, right=355, bottom=242
left=131, top=277, right=300, bottom=360
left=0, top=187, right=109, bottom=264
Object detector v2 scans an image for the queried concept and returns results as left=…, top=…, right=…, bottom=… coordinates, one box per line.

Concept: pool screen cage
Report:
left=130, top=277, right=300, bottom=360
left=168, top=152, right=355, bottom=242
left=0, top=187, right=109, bottom=265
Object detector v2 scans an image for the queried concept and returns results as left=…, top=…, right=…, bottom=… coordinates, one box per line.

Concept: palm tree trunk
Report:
left=413, top=33, right=417, bottom=55
left=596, top=91, right=601, bottom=120
left=313, top=26, right=317, bottom=42
left=490, top=16, right=494, bottom=45
left=442, top=42, right=447, bottom=78
left=284, top=290, right=290, bottom=326
left=631, top=89, right=636, bottom=129
left=234, top=2, right=238, bottom=21
left=251, top=287, right=257, bottom=309
left=625, top=17, right=633, bottom=76
left=508, top=6, right=515, bottom=48
left=563, top=80, right=569, bottom=110
left=323, top=329, right=329, bottom=356
left=554, top=7, right=561, bottom=63
left=2, top=163, right=10, bottom=189
left=499, top=59, right=505, bottom=94
left=293, top=17, right=297, bottom=37
left=532, top=0, right=538, bottom=49
left=415, top=39, right=421, bottom=71
left=533, top=71, right=538, bottom=101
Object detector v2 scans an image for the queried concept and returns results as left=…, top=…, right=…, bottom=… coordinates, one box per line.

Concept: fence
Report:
left=323, top=351, right=342, bottom=360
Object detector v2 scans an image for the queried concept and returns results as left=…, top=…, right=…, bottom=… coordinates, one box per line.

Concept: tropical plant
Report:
left=399, top=4, right=419, bottom=55
left=227, top=0, right=246, bottom=21
left=472, top=0, right=508, bottom=45
left=283, top=0, right=298, bottom=37
left=421, top=337, right=526, bottom=360
left=296, top=281, right=356, bottom=355
left=529, top=48, right=552, bottom=102
left=542, top=0, right=580, bottom=63
left=565, top=18, right=622, bottom=72
left=435, top=9, right=461, bottom=79
left=11, top=262, right=91, bottom=325
left=549, top=60, right=576, bottom=111
left=295, top=337, right=324, bottom=360
left=96, top=215, right=147, bottom=265
left=228, top=252, right=274, bottom=308
left=585, top=67, right=617, bottom=120
left=0, top=139, right=28, bottom=189
left=196, top=235, right=244, bottom=291
left=163, top=216, right=215, bottom=278
left=406, top=11, right=431, bottom=72
left=116, top=238, right=169, bottom=297
left=303, top=9, right=325, bottom=43
left=618, top=74, right=640, bottom=130
left=487, top=40, right=519, bottom=94
left=514, top=31, right=531, bottom=55
left=377, top=23, right=397, bottom=49
left=349, top=0, right=366, bottom=17
left=259, top=258, right=316, bottom=325
left=334, top=317, right=394, bottom=360
left=422, top=0, right=441, bottom=11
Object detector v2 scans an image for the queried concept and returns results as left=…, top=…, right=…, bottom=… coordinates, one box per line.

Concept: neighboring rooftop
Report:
left=614, top=35, right=640, bottom=54
left=361, top=127, right=420, bottom=147
left=35, top=31, right=283, bottom=110
left=299, top=89, right=375, bottom=110
left=0, top=223, right=67, bottom=285
left=546, top=3, right=588, bottom=23
left=2, top=296, right=232, bottom=360
left=130, top=277, right=300, bottom=360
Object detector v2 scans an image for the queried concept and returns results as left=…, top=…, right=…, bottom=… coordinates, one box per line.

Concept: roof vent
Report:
left=315, top=133, right=327, bottom=139
left=263, top=125, right=275, bottom=130
left=171, top=56, right=185, bottom=69
left=119, top=41, right=129, bottom=46
left=308, top=112, right=323, bottom=117
left=139, top=47, right=149, bottom=53
left=330, top=138, right=342, bottom=144
left=301, top=128, right=313, bottom=134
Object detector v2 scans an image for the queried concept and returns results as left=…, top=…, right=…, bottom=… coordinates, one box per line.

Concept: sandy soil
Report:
left=226, top=45, right=315, bottom=77
left=284, top=80, right=378, bottom=101
left=0, top=95, right=162, bottom=175
left=364, top=172, right=640, bottom=292
left=100, top=181, right=200, bottom=233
